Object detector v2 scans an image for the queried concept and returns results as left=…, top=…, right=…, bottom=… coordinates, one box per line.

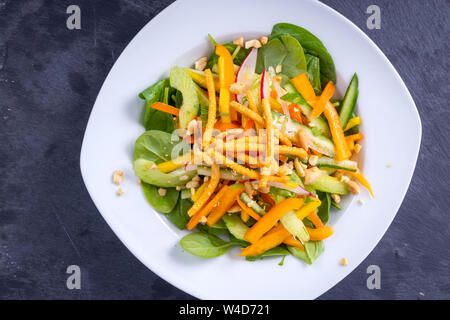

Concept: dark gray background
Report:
left=0, top=0, right=449, bottom=300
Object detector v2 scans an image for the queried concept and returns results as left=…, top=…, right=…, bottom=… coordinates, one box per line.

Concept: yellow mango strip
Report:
left=216, top=45, right=236, bottom=122
left=344, top=116, right=361, bottom=131
left=185, top=68, right=220, bottom=92
left=202, top=69, right=217, bottom=149
left=191, top=181, right=209, bottom=202
left=311, top=81, right=335, bottom=118
left=240, top=224, right=292, bottom=257
left=157, top=152, right=193, bottom=173
left=306, top=226, right=334, bottom=241
left=345, top=170, right=374, bottom=198
left=187, top=163, right=220, bottom=217
left=291, top=73, right=316, bottom=103
left=294, top=197, right=321, bottom=220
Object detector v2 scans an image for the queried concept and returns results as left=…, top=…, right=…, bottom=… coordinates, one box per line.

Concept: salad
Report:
left=133, top=23, right=373, bottom=264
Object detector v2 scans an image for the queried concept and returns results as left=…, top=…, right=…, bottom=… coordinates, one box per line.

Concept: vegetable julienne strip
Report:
left=324, top=101, right=351, bottom=161
left=216, top=44, right=236, bottom=123
left=306, top=226, right=334, bottom=241
left=239, top=223, right=291, bottom=257
left=191, top=181, right=208, bottom=202
left=344, top=170, right=374, bottom=197
left=260, top=98, right=275, bottom=188
left=246, top=90, right=263, bottom=132
left=344, top=116, right=361, bottom=131
left=236, top=196, right=261, bottom=221
left=311, top=81, right=335, bottom=118
left=209, top=149, right=260, bottom=179
left=186, top=185, right=229, bottom=230
left=151, top=102, right=180, bottom=116
left=202, top=68, right=217, bottom=149
left=187, top=163, right=220, bottom=217
left=207, top=183, right=244, bottom=226
left=245, top=198, right=304, bottom=243
left=291, top=73, right=316, bottom=103
left=157, top=152, right=192, bottom=173
left=308, top=211, right=324, bottom=228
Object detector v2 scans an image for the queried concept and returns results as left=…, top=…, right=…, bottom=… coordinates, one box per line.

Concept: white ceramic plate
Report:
left=80, top=0, right=421, bottom=299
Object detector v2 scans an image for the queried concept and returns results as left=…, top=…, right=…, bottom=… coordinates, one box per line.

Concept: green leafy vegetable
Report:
left=141, top=183, right=179, bottom=214
left=196, top=219, right=228, bottom=236
left=246, top=245, right=291, bottom=261
left=139, top=78, right=175, bottom=132
left=180, top=232, right=232, bottom=258
left=256, top=35, right=306, bottom=79
left=288, top=241, right=324, bottom=265
left=305, top=54, right=321, bottom=94
left=270, top=23, right=336, bottom=86
left=134, top=130, right=186, bottom=163
left=166, top=198, right=192, bottom=229
left=317, top=192, right=331, bottom=224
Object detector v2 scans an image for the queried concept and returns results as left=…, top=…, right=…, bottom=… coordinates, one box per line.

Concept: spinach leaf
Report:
left=180, top=232, right=232, bottom=258
left=256, top=35, right=306, bottom=79
left=206, top=43, right=251, bottom=69
left=141, top=182, right=179, bottom=214
left=317, top=191, right=331, bottom=224
left=228, top=233, right=250, bottom=247
left=133, top=130, right=186, bottom=163
left=270, top=23, right=336, bottom=86
left=139, top=79, right=175, bottom=132
left=196, top=219, right=228, bottom=236
left=166, top=198, right=192, bottom=230
left=288, top=241, right=324, bottom=265
left=305, top=54, right=322, bottom=94
left=246, top=245, right=291, bottom=261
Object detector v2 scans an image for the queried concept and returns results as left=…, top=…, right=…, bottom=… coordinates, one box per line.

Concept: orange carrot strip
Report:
left=202, top=69, right=217, bottom=149
left=237, top=196, right=261, bottom=221
left=311, top=81, right=335, bottom=118
left=323, top=102, right=351, bottom=161
left=214, top=120, right=241, bottom=131
left=306, top=226, right=334, bottom=241
left=291, top=73, right=316, bottom=102
left=270, top=89, right=278, bottom=99
left=151, top=102, right=179, bottom=116
left=186, top=185, right=229, bottom=230
left=346, top=133, right=364, bottom=141
left=207, top=184, right=244, bottom=226
left=308, top=211, right=324, bottom=228
left=245, top=198, right=304, bottom=243
left=244, top=119, right=254, bottom=131
left=288, top=103, right=303, bottom=123
left=239, top=224, right=291, bottom=256
left=187, top=163, right=220, bottom=217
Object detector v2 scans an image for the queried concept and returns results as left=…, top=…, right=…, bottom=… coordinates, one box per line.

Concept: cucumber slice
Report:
left=240, top=192, right=266, bottom=215
left=170, top=66, right=199, bottom=128
left=134, top=159, right=197, bottom=188
left=282, top=83, right=331, bottom=138
left=280, top=210, right=310, bottom=242
left=310, top=172, right=349, bottom=195
left=339, top=74, right=359, bottom=129
left=271, top=110, right=336, bottom=157
left=222, top=214, right=249, bottom=241
left=314, top=157, right=357, bottom=172
left=180, top=188, right=192, bottom=199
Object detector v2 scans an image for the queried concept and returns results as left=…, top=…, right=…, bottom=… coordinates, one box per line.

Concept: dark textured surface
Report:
left=0, top=0, right=448, bottom=300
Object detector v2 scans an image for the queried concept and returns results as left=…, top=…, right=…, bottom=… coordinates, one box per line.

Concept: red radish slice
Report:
left=235, top=48, right=258, bottom=104
left=260, top=69, right=271, bottom=99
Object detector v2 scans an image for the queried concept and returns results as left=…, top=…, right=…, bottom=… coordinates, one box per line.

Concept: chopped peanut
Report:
left=358, top=199, right=365, bottom=205
left=186, top=180, right=200, bottom=189
left=275, top=65, right=282, bottom=73
left=387, top=163, right=393, bottom=168
left=229, top=82, right=246, bottom=95
left=294, top=158, right=305, bottom=177
left=260, top=36, right=268, bottom=45
left=296, top=128, right=310, bottom=150
left=304, top=167, right=322, bottom=185
left=137, top=179, right=142, bottom=185
left=199, top=216, right=208, bottom=224
left=331, top=194, right=341, bottom=204
left=227, top=204, right=241, bottom=213
left=233, top=36, right=244, bottom=47
left=346, top=180, right=361, bottom=194
left=308, top=155, right=319, bottom=166
left=158, top=188, right=167, bottom=196
left=112, top=170, right=124, bottom=186
left=354, top=143, right=362, bottom=154
left=194, top=57, right=207, bottom=71
left=117, top=188, right=124, bottom=196
left=340, top=258, right=348, bottom=266
left=245, top=39, right=262, bottom=49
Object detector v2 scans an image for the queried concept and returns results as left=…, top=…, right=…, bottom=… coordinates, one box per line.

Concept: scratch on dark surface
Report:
left=51, top=206, right=81, bottom=259
left=0, top=42, right=7, bottom=71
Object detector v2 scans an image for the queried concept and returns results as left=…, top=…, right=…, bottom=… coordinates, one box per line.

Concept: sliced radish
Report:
left=260, top=69, right=271, bottom=99
left=235, top=48, right=258, bottom=104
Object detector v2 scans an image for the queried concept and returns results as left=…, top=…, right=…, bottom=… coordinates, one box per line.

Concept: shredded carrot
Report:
left=311, top=81, right=335, bottom=118
left=323, top=102, right=351, bottom=161
left=151, top=102, right=180, bottom=116
left=306, top=226, right=334, bottom=241
left=237, top=196, right=261, bottom=221
left=291, top=73, right=316, bottom=103
left=239, top=224, right=291, bottom=257
left=279, top=154, right=288, bottom=162
left=186, top=185, right=229, bottom=230
left=202, top=69, right=217, bottom=149
left=288, top=103, right=303, bottom=123
left=308, top=211, right=324, bottom=228
left=276, top=145, right=308, bottom=160
left=245, top=198, right=304, bottom=243
left=207, top=184, right=244, bottom=226
left=188, top=163, right=220, bottom=217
